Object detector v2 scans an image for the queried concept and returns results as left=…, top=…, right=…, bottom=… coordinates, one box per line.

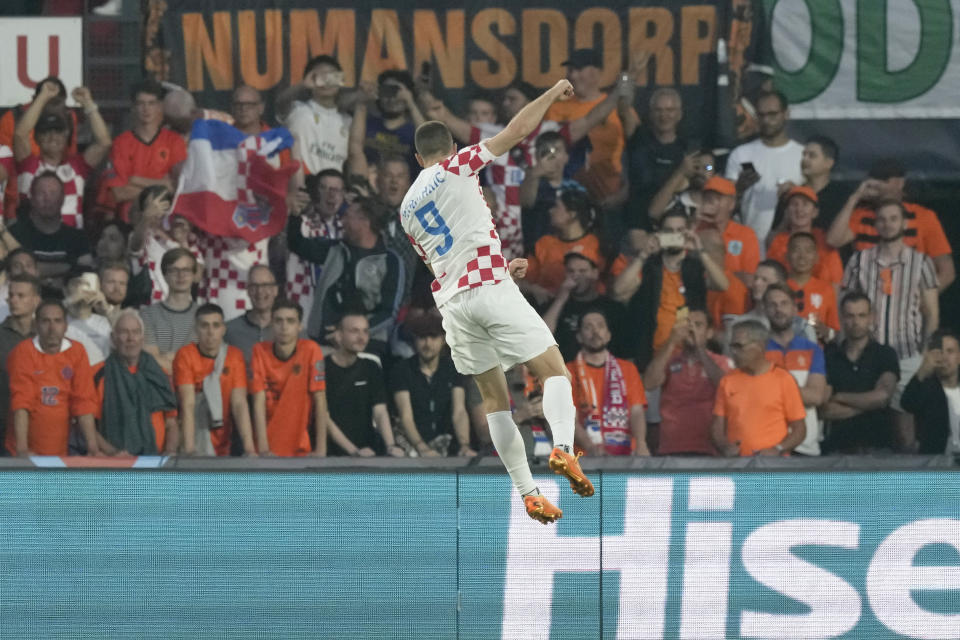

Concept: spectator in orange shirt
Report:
left=767, top=185, right=843, bottom=285
left=5, top=299, right=101, bottom=457
left=93, top=309, right=178, bottom=455
left=826, top=158, right=954, bottom=292
left=545, top=49, right=627, bottom=200
left=786, top=232, right=839, bottom=336
left=250, top=299, right=328, bottom=457
left=99, top=80, right=186, bottom=221
left=711, top=319, right=807, bottom=456
left=173, top=304, right=257, bottom=457
left=698, top=176, right=760, bottom=289
left=524, top=189, right=605, bottom=301
left=567, top=310, right=649, bottom=456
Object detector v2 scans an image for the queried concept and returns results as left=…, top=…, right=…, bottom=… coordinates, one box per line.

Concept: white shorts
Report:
left=439, top=279, right=557, bottom=375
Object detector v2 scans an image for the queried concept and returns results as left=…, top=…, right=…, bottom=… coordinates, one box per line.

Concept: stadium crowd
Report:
left=0, top=50, right=957, bottom=460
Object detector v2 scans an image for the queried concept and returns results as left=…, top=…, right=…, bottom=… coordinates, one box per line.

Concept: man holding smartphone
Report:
left=724, top=91, right=803, bottom=245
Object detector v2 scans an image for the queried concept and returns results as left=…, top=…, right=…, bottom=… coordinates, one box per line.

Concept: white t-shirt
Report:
left=725, top=138, right=803, bottom=245
left=943, top=385, right=960, bottom=453
left=284, top=100, right=351, bottom=175
left=400, top=141, right=508, bottom=308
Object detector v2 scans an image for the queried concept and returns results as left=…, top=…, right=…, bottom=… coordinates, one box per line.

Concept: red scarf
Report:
left=573, top=352, right=631, bottom=455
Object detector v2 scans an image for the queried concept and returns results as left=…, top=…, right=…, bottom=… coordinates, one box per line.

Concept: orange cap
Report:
left=702, top=176, right=736, bottom=196
left=786, top=184, right=819, bottom=204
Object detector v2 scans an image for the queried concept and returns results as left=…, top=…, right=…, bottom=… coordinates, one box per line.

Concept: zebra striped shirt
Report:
left=842, top=245, right=938, bottom=359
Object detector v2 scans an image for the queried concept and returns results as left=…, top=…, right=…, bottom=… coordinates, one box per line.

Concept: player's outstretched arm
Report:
left=486, top=80, right=574, bottom=158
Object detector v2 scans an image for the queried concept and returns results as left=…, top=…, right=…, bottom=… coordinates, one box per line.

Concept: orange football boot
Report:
left=524, top=494, right=563, bottom=524
left=548, top=448, right=595, bottom=497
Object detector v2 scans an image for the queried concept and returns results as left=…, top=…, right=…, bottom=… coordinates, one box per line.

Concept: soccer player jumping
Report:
left=400, top=79, right=594, bottom=524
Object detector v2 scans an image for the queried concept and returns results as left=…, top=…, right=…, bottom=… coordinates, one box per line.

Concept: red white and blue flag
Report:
left=173, top=119, right=299, bottom=243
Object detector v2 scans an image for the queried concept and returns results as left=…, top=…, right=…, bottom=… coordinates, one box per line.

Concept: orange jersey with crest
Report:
left=249, top=339, right=326, bottom=457
left=5, top=338, right=96, bottom=455
left=172, top=343, right=247, bottom=456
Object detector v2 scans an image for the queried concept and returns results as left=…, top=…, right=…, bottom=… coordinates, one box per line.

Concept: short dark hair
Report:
left=377, top=152, right=410, bottom=174
left=762, top=282, right=795, bottom=305
left=36, top=298, right=67, bottom=319
left=468, top=92, right=497, bottom=108
left=130, top=79, right=164, bottom=102
left=928, top=329, right=959, bottom=351
left=8, top=273, right=41, bottom=295
left=271, top=297, right=303, bottom=322
left=377, top=69, right=414, bottom=92
left=687, top=305, right=712, bottom=327
left=506, top=81, right=538, bottom=102
left=160, top=247, right=196, bottom=274
left=350, top=196, right=389, bottom=234
left=563, top=252, right=597, bottom=269
left=304, top=55, right=342, bottom=75
left=756, top=259, right=788, bottom=283
left=757, top=90, right=789, bottom=111
left=577, top=308, right=610, bottom=332
left=415, top=121, right=454, bottom=159
left=314, top=168, right=344, bottom=183
left=840, top=291, right=872, bottom=311
left=195, top=303, right=224, bottom=320
left=30, top=170, right=64, bottom=195
left=338, top=309, right=369, bottom=328
left=874, top=199, right=906, bottom=218
left=535, top=130, right=567, bottom=155
left=806, top=135, right=838, bottom=162
left=558, top=189, right=595, bottom=229
left=787, top=231, right=817, bottom=250
left=5, top=247, right=37, bottom=271
left=660, top=208, right=690, bottom=227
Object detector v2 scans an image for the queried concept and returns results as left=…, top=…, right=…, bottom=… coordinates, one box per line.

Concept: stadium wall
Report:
left=0, top=467, right=958, bottom=639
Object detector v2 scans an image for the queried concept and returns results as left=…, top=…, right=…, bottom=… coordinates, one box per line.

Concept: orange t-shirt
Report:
left=92, top=361, right=178, bottom=452
left=713, top=365, right=806, bottom=455
left=788, top=276, right=839, bottom=330
left=526, top=233, right=606, bottom=293
left=707, top=271, right=750, bottom=327
left=722, top=221, right=760, bottom=277
left=849, top=202, right=951, bottom=257
left=249, top=339, right=326, bottom=457
left=653, top=269, right=686, bottom=349
left=172, top=343, right=247, bottom=456
left=99, top=128, right=188, bottom=221
left=768, top=228, right=844, bottom=285
left=5, top=338, right=97, bottom=455
left=545, top=95, right=625, bottom=195
left=567, top=357, right=646, bottom=422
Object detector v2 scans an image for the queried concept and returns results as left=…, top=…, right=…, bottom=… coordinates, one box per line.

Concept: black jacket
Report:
left=901, top=371, right=957, bottom=454
left=626, top=253, right=707, bottom=371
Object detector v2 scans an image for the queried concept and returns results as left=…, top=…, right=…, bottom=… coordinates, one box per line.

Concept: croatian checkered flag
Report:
left=173, top=119, right=300, bottom=243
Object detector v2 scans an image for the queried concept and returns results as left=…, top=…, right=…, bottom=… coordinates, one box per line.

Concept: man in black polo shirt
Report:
left=9, top=172, right=92, bottom=291
left=389, top=313, right=474, bottom=457
left=325, top=311, right=405, bottom=457
left=822, top=292, right=900, bottom=453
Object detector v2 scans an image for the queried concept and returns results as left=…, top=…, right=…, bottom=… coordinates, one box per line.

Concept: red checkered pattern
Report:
left=467, top=122, right=567, bottom=259
left=17, top=154, right=91, bottom=229
left=441, top=144, right=490, bottom=178
left=285, top=215, right=342, bottom=318
left=456, top=245, right=508, bottom=290
left=198, top=232, right=267, bottom=321
left=132, top=230, right=205, bottom=302
left=236, top=137, right=259, bottom=205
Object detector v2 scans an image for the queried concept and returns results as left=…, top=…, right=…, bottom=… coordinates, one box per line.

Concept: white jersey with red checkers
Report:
left=400, top=140, right=510, bottom=308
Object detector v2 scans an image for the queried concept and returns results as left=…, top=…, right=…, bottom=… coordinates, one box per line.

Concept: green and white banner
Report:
left=768, top=0, right=959, bottom=119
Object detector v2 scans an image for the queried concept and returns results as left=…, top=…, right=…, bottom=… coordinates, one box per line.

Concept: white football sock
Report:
left=542, top=376, right=576, bottom=453
left=486, top=411, right=537, bottom=496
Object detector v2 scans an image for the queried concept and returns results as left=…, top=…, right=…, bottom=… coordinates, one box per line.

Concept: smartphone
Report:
left=740, top=161, right=756, bottom=173
left=658, top=231, right=685, bottom=249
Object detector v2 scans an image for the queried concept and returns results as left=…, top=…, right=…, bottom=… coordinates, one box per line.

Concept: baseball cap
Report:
left=562, top=49, right=602, bottom=70
left=785, top=185, right=818, bottom=205
left=868, top=158, right=906, bottom=180
left=35, top=113, right=69, bottom=136
left=702, top=176, right=736, bottom=196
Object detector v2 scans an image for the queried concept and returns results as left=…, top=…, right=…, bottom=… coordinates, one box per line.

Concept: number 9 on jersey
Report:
left=415, top=201, right=454, bottom=257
